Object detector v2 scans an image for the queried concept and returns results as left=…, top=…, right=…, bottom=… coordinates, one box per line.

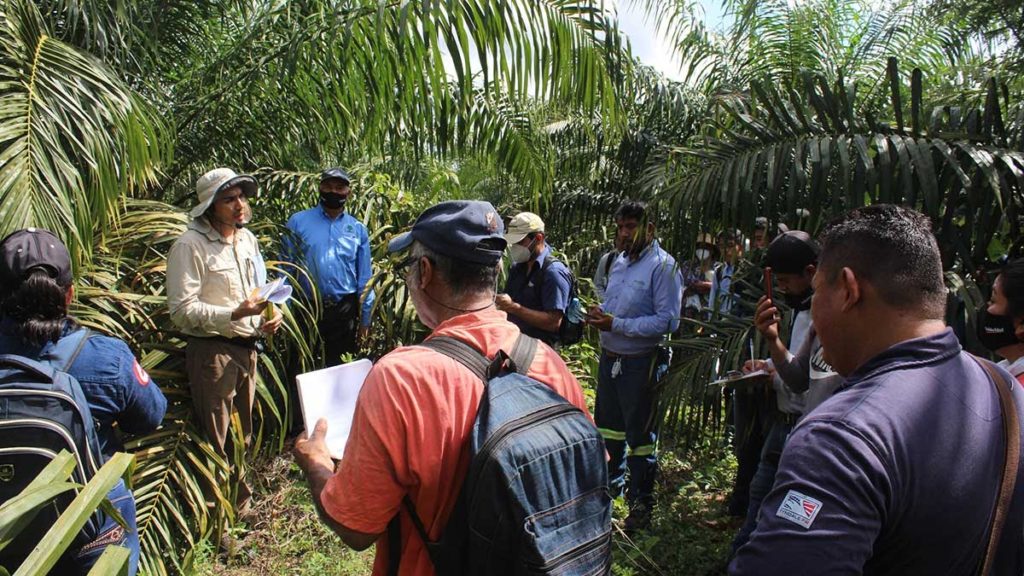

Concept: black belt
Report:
left=324, top=293, right=359, bottom=308
left=191, top=334, right=261, bottom=351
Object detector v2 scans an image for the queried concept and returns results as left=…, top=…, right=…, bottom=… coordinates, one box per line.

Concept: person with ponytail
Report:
left=0, top=228, right=167, bottom=574
left=979, top=258, right=1024, bottom=385
left=166, top=168, right=283, bottom=517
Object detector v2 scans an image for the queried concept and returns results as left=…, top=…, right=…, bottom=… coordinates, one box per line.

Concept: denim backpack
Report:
left=388, top=334, right=612, bottom=576
left=0, top=329, right=105, bottom=566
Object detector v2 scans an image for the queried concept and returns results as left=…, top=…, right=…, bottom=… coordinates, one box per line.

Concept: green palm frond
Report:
left=0, top=0, right=168, bottom=263
left=12, top=452, right=133, bottom=576
left=156, top=0, right=626, bottom=205
left=652, top=62, right=1023, bottom=271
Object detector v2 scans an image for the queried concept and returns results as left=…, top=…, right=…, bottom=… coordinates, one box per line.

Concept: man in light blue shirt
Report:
left=586, top=200, right=683, bottom=532
left=284, top=168, right=375, bottom=366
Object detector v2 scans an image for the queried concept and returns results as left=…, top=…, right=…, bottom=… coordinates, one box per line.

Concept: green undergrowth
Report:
left=612, top=441, right=739, bottom=576
left=187, top=450, right=374, bottom=575
left=187, top=440, right=737, bottom=576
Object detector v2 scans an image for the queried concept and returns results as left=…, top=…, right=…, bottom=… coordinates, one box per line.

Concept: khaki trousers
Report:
left=185, top=337, right=258, bottom=459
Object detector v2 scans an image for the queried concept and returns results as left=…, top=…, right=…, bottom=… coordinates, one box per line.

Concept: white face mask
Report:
left=695, top=248, right=711, bottom=261
left=509, top=243, right=532, bottom=264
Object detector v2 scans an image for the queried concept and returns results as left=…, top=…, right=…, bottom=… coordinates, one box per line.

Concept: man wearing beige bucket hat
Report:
left=166, top=168, right=282, bottom=514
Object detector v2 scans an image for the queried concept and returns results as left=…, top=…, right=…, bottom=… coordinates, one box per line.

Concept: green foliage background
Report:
left=1, top=0, right=1023, bottom=573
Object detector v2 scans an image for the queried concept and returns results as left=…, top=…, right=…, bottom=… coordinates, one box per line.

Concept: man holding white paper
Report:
left=294, top=200, right=590, bottom=575
left=167, top=168, right=282, bottom=514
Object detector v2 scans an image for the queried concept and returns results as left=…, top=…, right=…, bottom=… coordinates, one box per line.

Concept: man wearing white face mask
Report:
left=495, top=212, right=574, bottom=346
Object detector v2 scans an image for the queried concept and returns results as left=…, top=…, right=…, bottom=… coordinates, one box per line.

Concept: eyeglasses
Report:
left=394, top=254, right=436, bottom=277
left=394, top=255, right=418, bottom=276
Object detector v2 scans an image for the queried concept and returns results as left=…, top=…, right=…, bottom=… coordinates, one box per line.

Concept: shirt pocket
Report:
left=204, top=257, right=241, bottom=301
left=619, top=278, right=651, bottom=317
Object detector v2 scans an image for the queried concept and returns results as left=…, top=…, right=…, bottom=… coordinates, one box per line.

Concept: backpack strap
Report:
left=507, top=334, right=538, bottom=375
left=972, top=356, right=1020, bottom=576
left=420, top=336, right=491, bottom=382
left=386, top=513, right=402, bottom=576
left=603, top=250, right=616, bottom=277
left=41, top=328, right=91, bottom=371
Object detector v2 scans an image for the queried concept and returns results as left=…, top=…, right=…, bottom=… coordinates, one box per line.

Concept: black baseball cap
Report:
left=320, top=167, right=351, bottom=185
left=388, top=200, right=507, bottom=266
left=0, top=228, right=73, bottom=290
left=765, top=230, right=820, bottom=273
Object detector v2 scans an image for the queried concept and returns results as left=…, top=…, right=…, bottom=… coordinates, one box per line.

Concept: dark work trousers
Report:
left=731, top=414, right=795, bottom=554
left=321, top=293, right=360, bottom=367
left=595, top=348, right=670, bottom=507
left=728, top=386, right=772, bottom=516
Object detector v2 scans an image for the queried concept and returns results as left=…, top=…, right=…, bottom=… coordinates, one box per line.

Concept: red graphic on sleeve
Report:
left=132, top=359, right=151, bottom=386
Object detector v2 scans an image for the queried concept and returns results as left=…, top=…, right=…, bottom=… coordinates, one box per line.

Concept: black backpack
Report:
left=535, top=259, right=585, bottom=346
left=388, top=334, right=612, bottom=576
left=0, top=329, right=105, bottom=569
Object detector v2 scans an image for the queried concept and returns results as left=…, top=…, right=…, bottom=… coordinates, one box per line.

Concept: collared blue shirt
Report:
left=0, top=320, right=168, bottom=461
left=599, top=240, right=683, bottom=356
left=504, top=245, right=572, bottom=342
left=284, top=207, right=376, bottom=326
left=731, top=329, right=1024, bottom=575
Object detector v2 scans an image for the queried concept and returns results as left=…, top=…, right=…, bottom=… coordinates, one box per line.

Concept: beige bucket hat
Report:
left=190, top=168, right=258, bottom=218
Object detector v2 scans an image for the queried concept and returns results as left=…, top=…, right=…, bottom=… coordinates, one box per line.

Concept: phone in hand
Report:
left=763, top=267, right=774, bottom=302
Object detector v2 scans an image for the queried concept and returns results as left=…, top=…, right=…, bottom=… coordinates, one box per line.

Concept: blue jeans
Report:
left=594, top=350, right=669, bottom=506
left=731, top=419, right=794, bottom=554
left=75, top=479, right=140, bottom=575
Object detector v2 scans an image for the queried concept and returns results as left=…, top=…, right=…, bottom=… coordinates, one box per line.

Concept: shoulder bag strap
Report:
left=972, top=356, right=1021, bottom=576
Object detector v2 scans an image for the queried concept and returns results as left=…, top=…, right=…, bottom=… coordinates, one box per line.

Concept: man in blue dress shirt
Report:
left=586, top=200, right=683, bottom=532
left=284, top=168, right=375, bottom=366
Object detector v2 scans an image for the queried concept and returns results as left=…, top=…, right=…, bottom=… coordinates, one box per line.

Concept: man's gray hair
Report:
left=410, top=241, right=499, bottom=298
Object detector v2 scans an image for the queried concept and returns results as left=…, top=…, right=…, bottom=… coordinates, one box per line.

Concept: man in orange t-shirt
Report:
left=293, top=200, right=590, bottom=575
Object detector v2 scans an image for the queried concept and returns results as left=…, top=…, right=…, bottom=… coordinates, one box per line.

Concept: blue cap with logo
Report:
left=388, top=200, right=507, bottom=265
left=320, top=167, right=351, bottom=184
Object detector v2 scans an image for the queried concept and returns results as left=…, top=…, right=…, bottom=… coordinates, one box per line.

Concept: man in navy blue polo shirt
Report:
left=731, top=204, right=1024, bottom=575
left=495, top=212, right=573, bottom=347
left=284, top=168, right=376, bottom=366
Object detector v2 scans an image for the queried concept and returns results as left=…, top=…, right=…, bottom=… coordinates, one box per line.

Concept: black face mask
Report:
left=976, top=307, right=1021, bottom=351
left=320, top=193, right=346, bottom=210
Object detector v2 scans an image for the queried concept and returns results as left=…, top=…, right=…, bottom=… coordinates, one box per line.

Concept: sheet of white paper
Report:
left=296, top=358, right=373, bottom=460
left=253, top=277, right=293, bottom=304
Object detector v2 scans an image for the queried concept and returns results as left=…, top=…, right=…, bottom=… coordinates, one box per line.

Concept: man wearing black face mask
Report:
left=979, top=258, right=1024, bottom=386
left=731, top=230, right=843, bottom=554
left=284, top=168, right=375, bottom=366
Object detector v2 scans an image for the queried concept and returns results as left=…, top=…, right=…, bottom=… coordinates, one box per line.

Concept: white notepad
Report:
left=295, top=358, right=373, bottom=459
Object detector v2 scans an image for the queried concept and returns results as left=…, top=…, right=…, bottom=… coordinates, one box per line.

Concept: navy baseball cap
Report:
left=0, top=228, right=73, bottom=290
left=388, top=200, right=507, bottom=265
left=765, top=230, right=820, bottom=273
left=320, top=167, right=351, bottom=184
